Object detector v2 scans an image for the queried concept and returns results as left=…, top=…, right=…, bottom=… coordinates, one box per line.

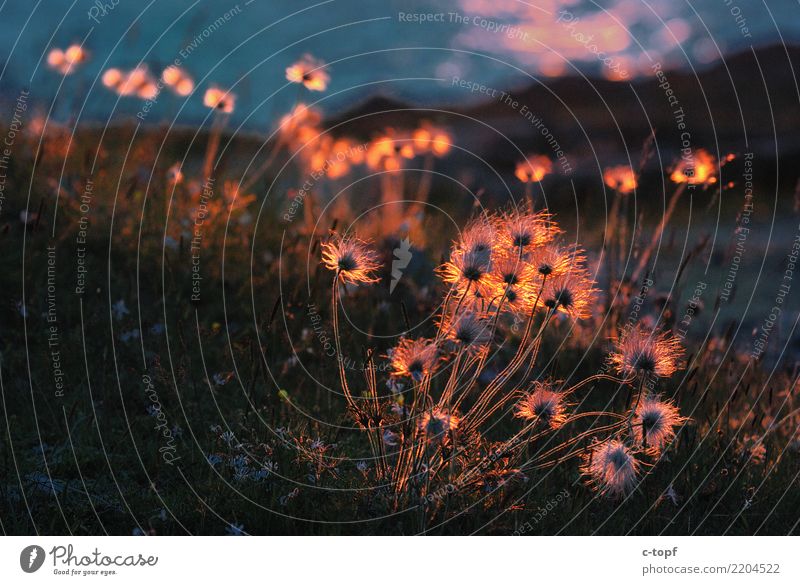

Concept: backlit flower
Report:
left=441, top=310, right=492, bottom=351
left=542, top=270, right=596, bottom=319
left=584, top=439, right=639, bottom=498
left=103, top=66, right=159, bottom=99
left=611, top=325, right=684, bottom=378
left=162, top=66, right=194, bottom=96
left=528, top=244, right=581, bottom=278
left=670, top=149, right=717, bottom=185
left=418, top=408, right=458, bottom=437
left=498, top=209, right=555, bottom=253
left=321, top=234, right=381, bottom=285
left=603, top=165, right=638, bottom=194
left=515, top=155, right=552, bottom=183
left=515, top=382, right=567, bottom=429
left=389, top=338, right=439, bottom=381
left=286, top=55, right=330, bottom=91
left=203, top=86, right=236, bottom=113
left=486, top=252, right=537, bottom=313
left=632, top=396, right=685, bottom=454
left=47, top=45, right=87, bottom=75
left=412, top=122, right=452, bottom=157
left=438, top=248, right=493, bottom=293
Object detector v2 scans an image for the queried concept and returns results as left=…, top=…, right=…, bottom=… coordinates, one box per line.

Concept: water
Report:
left=1, top=0, right=798, bottom=129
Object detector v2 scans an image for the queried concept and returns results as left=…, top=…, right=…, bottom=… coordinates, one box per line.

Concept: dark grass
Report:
left=1, top=123, right=799, bottom=535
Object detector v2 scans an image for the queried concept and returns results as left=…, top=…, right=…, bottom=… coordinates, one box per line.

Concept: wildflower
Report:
left=441, top=310, right=492, bottom=350
left=388, top=338, right=439, bottom=381
left=528, top=244, right=581, bottom=278
left=438, top=216, right=496, bottom=292
left=365, top=131, right=414, bottom=171
left=542, top=270, right=596, bottom=319
left=438, top=248, right=493, bottom=292
left=161, top=65, right=194, bottom=96
left=670, top=148, right=717, bottom=185
left=515, top=382, right=567, bottom=429
left=498, top=209, right=555, bottom=253
left=102, top=68, right=124, bottom=90
left=457, top=216, right=496, bottom=260
left=47, top=45, right=87, bottom=75
left=611, top=325, right=685, bottom=378
left=418, top=408, right=458, bottom=437
left=584, top=439, right=639, bottom=498
left=632, top=395, right=685, bottom=454
left=603, top=165, right=638, bottom=194
left=203, top=86, right=235, bottom=113
left=664, top=483, right=680, bottom=505
left=321, top=234, right=382, bottom=285
left=486, top=253, right=537, bottom=314
left=515, top=155, right=552, bottom=183
left=286, top=55, right=330, bottom=91
left=412, top=122, right=452, bottom=157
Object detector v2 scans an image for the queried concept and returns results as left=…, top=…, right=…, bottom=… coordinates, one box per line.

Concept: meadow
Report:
left=1, top=51, right=800, bottom=537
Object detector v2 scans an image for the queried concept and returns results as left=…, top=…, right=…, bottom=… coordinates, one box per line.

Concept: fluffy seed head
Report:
left=321, top=234, right=382, bottom=285
left=515, top=382, right=567, bottom=429
left=611, top=325, right=685, bottom=378
left=603, top=165, right=638, bottom=194
left=388, top=338, right=439, bottom=381
left=418, top=408, right=458, bottom=438
left=515, top=155, right=552, bottom=183
left=670, top=149, right=717, bottom=185
left=542, top=270, right=596, bottom=320
left=584, top=439, right=640, bottom=498
left=633, top=396, right=685, bottom=454
left=286, top=55, right=330, bottom=91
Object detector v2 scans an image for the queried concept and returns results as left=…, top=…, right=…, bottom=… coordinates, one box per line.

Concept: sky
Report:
left=0, top=0, right=797, bottom=128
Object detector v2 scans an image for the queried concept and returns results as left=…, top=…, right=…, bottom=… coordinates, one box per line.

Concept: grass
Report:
left=1, top=119, right=799, bottom=536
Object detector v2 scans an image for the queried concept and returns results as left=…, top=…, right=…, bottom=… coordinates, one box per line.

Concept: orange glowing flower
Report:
left=542, top=269, right=596, bottom=319
left=603, top=165, right=638, bottom=194
left=365, top=135, right=401, bottom=171
left=162, top=66, right=194, bottom=96
left=47, top=45, right=88, bottom=75
left=366, top=130, right=417, bottom=171
left=670, top=149, right=717, bottom=185
left=438, top=249, right=493, bottom=293
left=102, top=66, right=159, bottom=99
left=632, top=395, right=686, bottom=454
left=102, top=68, right=124, bottom=89
left=418, top=408, right=458, bottom=437
left=498, top=209, right=556, bottom=253
left=321, top=234, right=381, bottom=284
left=583, top=439, right=640, bottom=498
left=528, top=244, right=583, bottom=278
left=203, top=86, right=235, bottom=113
left=486, top=252, right=537, bottom=314
left=611, top=325, right=685, bottom=378
left=515, top=155, right=552, bottom=183
left=440, top=310, right=492, bottom=351
left=455, top=215, right=496, bottom=258
left=515, top=381, right=567, bottom=429
left=412, top=123, right=452, bottom=157
left=286, top=55, right=330, bottom=91
left=389, top=338, right=439, bottom=381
